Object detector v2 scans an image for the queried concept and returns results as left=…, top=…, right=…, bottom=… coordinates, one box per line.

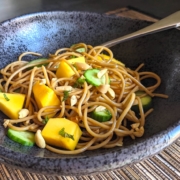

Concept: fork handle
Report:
left=101, top=11, right=180, bottom=48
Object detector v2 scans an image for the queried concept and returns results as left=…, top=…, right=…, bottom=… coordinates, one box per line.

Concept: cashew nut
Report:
left=70, top=95, right=77, bottom=106
left=95, top=106, right=106, bottom=112
left=51, top=78, right=58, bottom=87
left=108, top=87, right=115, bottom=99
left=74, top=62, right=91, bottom=70
left=3, top=120, right=9, bottom=128
left=18, top=109, right=29, bottom=118
left=56, top=86, right=72, bottom=92
left=35, top=129, right=46, bottom=148
left=97, top=69, right=107, bottom=79
left=97, top=84, right=110, bottom=94
left=39, top=78, right=46, bottom=85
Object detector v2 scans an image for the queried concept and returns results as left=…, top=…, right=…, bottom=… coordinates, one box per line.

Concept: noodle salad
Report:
left=0, top=43, right=168, bottom=154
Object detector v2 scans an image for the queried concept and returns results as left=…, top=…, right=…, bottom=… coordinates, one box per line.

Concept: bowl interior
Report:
left=0, top=11, right=180, bottom=175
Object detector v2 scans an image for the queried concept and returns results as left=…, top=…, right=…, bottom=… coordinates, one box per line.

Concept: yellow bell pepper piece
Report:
left=56, top=57, right=86, bottom=78
left=0, top=93, right=25, bottom=119
left=32, top=82, right=60, bottom=117
left=56, top=60, right=75, bottom=78
left=98, top=54, right=125, bottom=66
left=42, top=118, right=82, bottom=150
left=68, top=56, right=85, bottom=64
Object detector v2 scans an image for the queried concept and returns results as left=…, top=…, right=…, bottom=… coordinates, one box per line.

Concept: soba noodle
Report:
left=1, top=43, right=168, bottom=154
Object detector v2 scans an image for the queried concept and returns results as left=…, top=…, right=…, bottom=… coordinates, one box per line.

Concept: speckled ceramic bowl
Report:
left=0, top=11, right=180, bottom=176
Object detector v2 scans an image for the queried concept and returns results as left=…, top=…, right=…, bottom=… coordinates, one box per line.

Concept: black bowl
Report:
left=0, top=11, right=180, bottom=176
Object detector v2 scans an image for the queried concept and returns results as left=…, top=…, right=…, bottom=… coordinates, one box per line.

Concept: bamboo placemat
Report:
left=106, top=7, right=158, bottom=22
left=0, top=7, right=180, bottom=180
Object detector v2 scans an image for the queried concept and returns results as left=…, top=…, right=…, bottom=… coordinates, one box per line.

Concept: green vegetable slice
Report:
left=70, top=44, right=85, bottom=53
left=7, top=128, right=35, bottom=146
left=131, top=91, right=152, bottom=113
left=73, top=77, right=86, bottom=88
left=43, top=116, right=49, bottom=124
left=27, top=58, right=48, bottom=69
left=91, top=109, right=112, bottom=122
left=62, top=90, right=70, bottom=101
left=75, top=47, right=85, bottom=53
left=84, top=69, right=106, bottom=86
